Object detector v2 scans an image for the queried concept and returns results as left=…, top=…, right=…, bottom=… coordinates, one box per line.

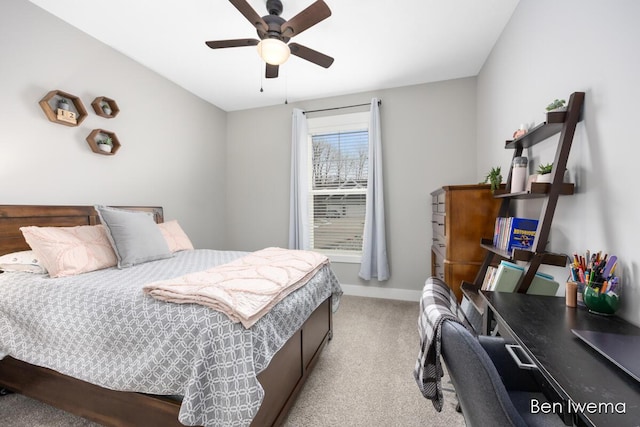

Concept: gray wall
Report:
left=226, top=78, right=478, bottom=296
left=10, top=0, right=636, bottom=319
left=0, top=0, right=228, bottom=249
left=476, top=0, right=640, bottom=325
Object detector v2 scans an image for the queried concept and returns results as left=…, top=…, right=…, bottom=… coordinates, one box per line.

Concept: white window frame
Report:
left=307, top=112, right=369, bottom=264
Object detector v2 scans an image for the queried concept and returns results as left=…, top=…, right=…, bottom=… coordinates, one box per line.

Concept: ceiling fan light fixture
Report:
left=257, top=38, right=290, bottom=65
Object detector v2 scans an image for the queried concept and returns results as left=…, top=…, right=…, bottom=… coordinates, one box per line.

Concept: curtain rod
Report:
left=303, top=99, right=382, bottom=114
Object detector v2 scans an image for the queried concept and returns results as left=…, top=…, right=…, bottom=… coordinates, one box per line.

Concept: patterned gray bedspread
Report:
left=0, top=249, right=342, bottom=426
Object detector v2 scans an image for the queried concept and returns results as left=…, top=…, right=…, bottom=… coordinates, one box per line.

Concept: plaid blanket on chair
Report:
left=413, top=276, right=472, bottom=411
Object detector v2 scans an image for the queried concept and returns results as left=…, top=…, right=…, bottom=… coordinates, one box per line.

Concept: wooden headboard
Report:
left=0, top=205, right=163, bottom=256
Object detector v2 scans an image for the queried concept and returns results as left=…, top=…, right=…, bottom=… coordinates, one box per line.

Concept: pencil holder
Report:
left=583, top=285, right=619, bottom=315
left=576, top=282, right=586, bottom=307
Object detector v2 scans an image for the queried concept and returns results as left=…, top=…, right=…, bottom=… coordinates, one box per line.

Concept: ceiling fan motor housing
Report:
left=260, top=14, right=288, bottom=42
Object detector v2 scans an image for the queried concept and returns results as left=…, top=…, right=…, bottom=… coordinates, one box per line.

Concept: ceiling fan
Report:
left=205, top=0, right=334, bottom=79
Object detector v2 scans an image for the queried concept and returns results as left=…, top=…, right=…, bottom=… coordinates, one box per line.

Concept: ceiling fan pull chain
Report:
left=284, top=69, right=288, bottom=104
left=260, top=61, right=264, bottom=93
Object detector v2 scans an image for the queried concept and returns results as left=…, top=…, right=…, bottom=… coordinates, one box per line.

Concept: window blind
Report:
left=310, top=130, right=368, bottom=253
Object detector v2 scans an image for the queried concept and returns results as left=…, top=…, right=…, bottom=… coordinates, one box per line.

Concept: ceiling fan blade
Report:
left=265, top=63, right=279, bottom=79
left=281, top=0, right=331, bottom=37
left=229, top=0, right=268, bottom=32
left=289, top=43, right=334, bottom=68
left=205, top=39, right=260, bottom=49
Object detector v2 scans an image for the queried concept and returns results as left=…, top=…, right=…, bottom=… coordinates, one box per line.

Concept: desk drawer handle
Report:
left=505, top=344, right=538, bottom=370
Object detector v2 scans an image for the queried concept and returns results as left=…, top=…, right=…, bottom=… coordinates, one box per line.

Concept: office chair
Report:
left=441, top=319, right=566, bottom=427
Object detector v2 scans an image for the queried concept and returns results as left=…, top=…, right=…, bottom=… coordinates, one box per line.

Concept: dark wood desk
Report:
left=481, top=291, right=640, bottom=427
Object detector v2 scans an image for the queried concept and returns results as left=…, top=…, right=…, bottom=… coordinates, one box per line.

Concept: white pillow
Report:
left=0, top=250, right=48, bottom=274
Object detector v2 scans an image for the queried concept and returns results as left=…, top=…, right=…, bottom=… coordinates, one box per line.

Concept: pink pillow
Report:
left=20, top=224, right=117, bottom=278
left=158, top=220, right=194, bottom=252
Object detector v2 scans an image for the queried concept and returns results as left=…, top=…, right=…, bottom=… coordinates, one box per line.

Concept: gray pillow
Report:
left=95, top=205, right=172, bottom=268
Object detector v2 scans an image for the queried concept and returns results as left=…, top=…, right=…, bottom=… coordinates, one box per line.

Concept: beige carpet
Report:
left=0, top=295, right=465, bottom=427
left=281, top=295, right=464, bottom=427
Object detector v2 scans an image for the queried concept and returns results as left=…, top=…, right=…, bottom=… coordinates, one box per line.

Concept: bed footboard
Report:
left=253, top=297, right=332, bottom=426
left=0, top=297, right=332, bottom=427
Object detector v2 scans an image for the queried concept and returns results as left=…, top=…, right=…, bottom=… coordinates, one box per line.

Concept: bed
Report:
left=0, top=204, right=342, bottom=426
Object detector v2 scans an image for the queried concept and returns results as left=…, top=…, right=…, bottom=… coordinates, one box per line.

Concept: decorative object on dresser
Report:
left=430, top=184, right=502, bottom=302
left=38, top=90, right=88, bottom=127
left=461, top=91, right=585, bottom=314
left=482, top=166, right=502, bottom=193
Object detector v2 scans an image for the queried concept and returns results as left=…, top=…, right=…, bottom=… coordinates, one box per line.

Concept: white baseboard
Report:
left=340, top=283, right=422, bottom=302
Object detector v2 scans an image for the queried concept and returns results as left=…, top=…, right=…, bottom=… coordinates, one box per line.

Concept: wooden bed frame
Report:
left=0, top=205, right=333, bottom=426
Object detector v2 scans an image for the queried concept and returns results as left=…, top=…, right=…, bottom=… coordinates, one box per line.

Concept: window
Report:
left=307, top=112, right=369, bottom=261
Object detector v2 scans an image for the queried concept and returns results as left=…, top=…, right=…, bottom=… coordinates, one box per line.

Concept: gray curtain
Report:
left=288, top=108, right=310, bottom=250
left=359, top=98, right=390, bottom=280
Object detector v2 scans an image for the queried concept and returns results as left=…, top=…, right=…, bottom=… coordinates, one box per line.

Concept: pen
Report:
left=578, top=269, right=585, bottom=283
left=610, top=261, right=618, bottom=276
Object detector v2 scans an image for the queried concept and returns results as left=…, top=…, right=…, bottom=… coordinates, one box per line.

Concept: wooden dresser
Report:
left=431, top=184, right=501, bottom=301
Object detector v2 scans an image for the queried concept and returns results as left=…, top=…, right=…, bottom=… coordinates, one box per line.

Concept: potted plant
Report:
left=58, top=97, right=71, bottom=111
left=536, top=162, right=553, bottom=183
left=483, top=166, right=502, bottom=192
left=101, top=102, right=112, bottom=116
left=546, top=98, right=566, bottom=123
left=97, top=136, right=113, bottom=153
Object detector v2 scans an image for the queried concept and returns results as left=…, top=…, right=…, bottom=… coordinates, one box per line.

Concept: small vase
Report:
left=102, top=105, right=112, bottom=116
left=536, top=174, right=552, bottom=183
left=98, top=144, right=112, bottom=153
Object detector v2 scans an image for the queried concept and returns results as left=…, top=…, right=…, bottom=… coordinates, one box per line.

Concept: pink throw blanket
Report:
left=142, top=247, right=329, bottom=328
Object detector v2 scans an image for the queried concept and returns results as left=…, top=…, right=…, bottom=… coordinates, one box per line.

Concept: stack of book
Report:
left=493, top=217, right=539, bottom=252
left=481, top=260, right=559, bottom=296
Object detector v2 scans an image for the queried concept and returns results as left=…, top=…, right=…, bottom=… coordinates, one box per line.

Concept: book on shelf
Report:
left=488, top=260, right=559, bottom=296
left=481, top=265, right=497, bottom=291
left=493, top=217, right=539, bottom=252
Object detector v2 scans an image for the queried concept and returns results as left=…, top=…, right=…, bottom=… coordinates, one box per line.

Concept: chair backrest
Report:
left=440, top=320, right=528, bottom=427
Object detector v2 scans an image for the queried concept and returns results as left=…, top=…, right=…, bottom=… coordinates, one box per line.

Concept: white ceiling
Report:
left=29, top=0, right=519, bottom=112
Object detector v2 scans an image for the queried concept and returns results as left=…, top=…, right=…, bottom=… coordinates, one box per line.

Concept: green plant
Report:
left=545, top=99, right=566, bottom=111
left=98, top=136, right=113, bottom=146
left=483, top=166, right=502, bottom=192
left=537, top=162, right=553, bottom=175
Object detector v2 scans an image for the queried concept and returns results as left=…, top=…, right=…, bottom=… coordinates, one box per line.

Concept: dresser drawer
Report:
left=432, top=232, right=446, bottom=253
left=436, top=192, right=446, bottom=213
left=431, top=246, right=445, bottom=282
left=431, top=191, right=446, bottom=213
left=432, top=213, right=445, bottom=239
